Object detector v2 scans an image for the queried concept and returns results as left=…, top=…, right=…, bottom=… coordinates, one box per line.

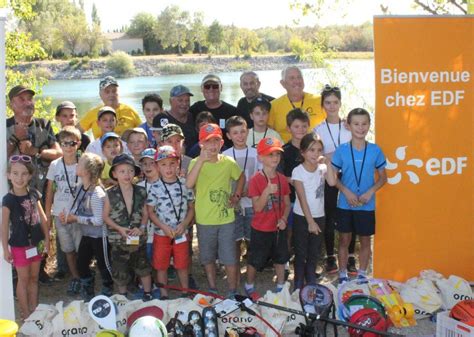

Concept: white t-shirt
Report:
left=291, top=163, right=327, bottom=218
left=46, top=157, right=82, bottom=216
left=246, top=128, right=283, bottom=148
left=137, top=179, right=158, bottom=244
left=85, top=138, right=129, bottom=160
left=314, top=120, right=352, bottom=156
left=223, top=146, right=261, bottom=208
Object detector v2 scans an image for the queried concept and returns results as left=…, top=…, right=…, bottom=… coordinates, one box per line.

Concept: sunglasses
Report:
left=322, top=85, right=341, bottom=92
left=60, top=141, right=79, bottom=147
left=203, top=84, right=220, bottom=90
left=9, top=155, right=32, bottom=163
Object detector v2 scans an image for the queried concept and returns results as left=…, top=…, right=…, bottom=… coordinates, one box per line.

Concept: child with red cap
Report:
left=186, top=123, right=245, bottom=297
left=244, top=137, right=291, bottom=300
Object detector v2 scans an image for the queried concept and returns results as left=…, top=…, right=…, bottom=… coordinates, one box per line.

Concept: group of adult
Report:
left=5, top=65, right=328, bottom=282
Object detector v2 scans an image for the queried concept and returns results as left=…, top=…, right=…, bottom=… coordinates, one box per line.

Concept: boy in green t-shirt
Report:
left=186, top=123, right=245, bottom=297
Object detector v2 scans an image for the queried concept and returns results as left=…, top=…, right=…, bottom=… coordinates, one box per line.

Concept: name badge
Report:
left=174, top=235, right=187, bottom=244
left=219, top=119, right=226, bottom=129
left=126, top=235, right=139, bottom=245
left=26, top=246, right=39, bottom=259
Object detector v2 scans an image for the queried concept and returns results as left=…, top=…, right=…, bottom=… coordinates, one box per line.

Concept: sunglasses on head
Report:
left=203, top=84, right=219, bottom=90
left=322, top=85, right=340, bottom=92
left=60, top=140, right=79, bottom=147
left=9, top=155, right=32, bottom=163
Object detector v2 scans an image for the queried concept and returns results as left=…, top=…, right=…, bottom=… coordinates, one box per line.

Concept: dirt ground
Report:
left=13, top=229, right=438, bottom=336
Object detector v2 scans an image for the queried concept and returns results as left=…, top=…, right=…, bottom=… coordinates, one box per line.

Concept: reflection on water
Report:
left=41, top=59, right=375, bottom=121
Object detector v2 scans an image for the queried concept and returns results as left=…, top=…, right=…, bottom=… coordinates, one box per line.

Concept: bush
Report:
left=106, top=51, right=135, bottom=77
left=228, top=61, right=251, bottom=72
left=157, top=62, right=206, bottom=75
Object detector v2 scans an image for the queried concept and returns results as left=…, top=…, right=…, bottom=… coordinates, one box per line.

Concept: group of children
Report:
left=1, top=84, right=387, bottom=320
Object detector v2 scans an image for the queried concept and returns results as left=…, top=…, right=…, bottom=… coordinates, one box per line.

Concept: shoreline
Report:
left=13, top=52, right=373, bottom=80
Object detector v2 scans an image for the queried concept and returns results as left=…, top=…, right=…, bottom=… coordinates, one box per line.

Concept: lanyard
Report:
left=252, top=128, right=267, bottom=148
left=62, top=156, right=78, bottom=197
left=117, top=185, right=137, bottom=228
left=70, top=185, right=90, bottom=215
left=261, top=170, right=282, bottom=219
left=288, top=93, right=305, bottom=110
left=232, top=147, right=249, bottom=173
left=350, top=141, right=368, bottom=194
left=325, top=119, right=341, bottom=150
left=161, top=178, right=183, bottom=224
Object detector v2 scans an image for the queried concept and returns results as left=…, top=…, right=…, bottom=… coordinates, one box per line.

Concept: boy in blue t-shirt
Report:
left=331, top=108, right=387, bottom=284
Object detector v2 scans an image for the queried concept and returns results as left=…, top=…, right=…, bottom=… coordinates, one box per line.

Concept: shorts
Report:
left=153, top=234, right=190, bottom=271
left=11, top=246, right=42, bottom=268
left=336, top=208, right=376, bottom=236
left=287, top=204, right=295, bottom=229
left=196, top=222, right=236, bottom=265
left=234, top=207, right=253, bottom=241
left=110, top=243, right=152, bottom=287
left=146, top=242, right=153, bottom=262
left=247, top=227, right=289, bottom=271
left=55, top=216, right=82, bottom=253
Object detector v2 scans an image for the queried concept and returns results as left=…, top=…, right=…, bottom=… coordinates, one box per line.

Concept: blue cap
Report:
left=170, top=85, right=193, bottom=98
left=100, top=132, right=120, bottom=146
left=139, top=148, right=157, bottom=161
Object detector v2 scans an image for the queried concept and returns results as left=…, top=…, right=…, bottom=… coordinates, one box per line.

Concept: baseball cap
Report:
left=99, top=76, right=118, bottom=90
left=110, top=153, right=141, bottom=180
left=97, top=106, right=117, bottom=120
left=201, top=74, right=221, bottom=86
left=160, top=123, right=184, bottom=142
left=155, top=145, right=179, bottom=162
left=257, top=137, right=284, bottom=156
left=55, top=101, right=76, bottom=116
left=8, top=85, right=35, bottom=101
left=122, top=127, right=148, bottom=142
left=139, top=148, right=157, bottom=161
left=100, top=132, right=120, bottom=146
left=127, top=306, right=164, bottom=329
left=199, top=123, right=222, bottom=143
left=250, top=97, right=271, bottom=112
left=170, top=85, right=193, bottom=98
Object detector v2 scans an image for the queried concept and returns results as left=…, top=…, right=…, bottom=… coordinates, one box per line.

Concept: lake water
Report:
left=41, top=59, right=375, bottom=121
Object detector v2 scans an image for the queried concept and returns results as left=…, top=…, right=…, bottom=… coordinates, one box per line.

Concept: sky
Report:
left=82, top=0, right=424, bottom=32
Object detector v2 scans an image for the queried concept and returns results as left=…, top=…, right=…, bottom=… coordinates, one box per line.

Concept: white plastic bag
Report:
left=400, top=277, right=443, bottom=316
left=52, top=300, right=98, bottom=337
left=436, top=275, right=473, bottom=309
left=19, top=304, right=57, bottom=337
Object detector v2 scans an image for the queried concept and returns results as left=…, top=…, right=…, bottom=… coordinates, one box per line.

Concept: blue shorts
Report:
left=336, top=208, right=375, bottom=236
left=234, top=207, right=253, bottom=241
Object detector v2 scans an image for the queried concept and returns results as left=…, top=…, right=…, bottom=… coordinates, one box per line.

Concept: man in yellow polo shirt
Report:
left=78, top=76, right=141, bottom=138
left=268, top=66, right=326, bottom=142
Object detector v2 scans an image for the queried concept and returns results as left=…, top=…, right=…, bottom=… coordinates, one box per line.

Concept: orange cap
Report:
left=257, top=137, right=284, bottom=156
left=199, top=123, right=223, bottom=142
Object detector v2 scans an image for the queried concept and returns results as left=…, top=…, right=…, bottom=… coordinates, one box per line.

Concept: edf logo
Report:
left=386, top=146, right=468, bottom=185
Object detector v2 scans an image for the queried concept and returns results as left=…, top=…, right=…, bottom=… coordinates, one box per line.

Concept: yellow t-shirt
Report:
left=101, top=160, right=112, bottom=181
left=268, top=92, right=326, bottom=142
left=188, top=155, right=242, bottom=225
left=79, top=103, right=141, bottom=139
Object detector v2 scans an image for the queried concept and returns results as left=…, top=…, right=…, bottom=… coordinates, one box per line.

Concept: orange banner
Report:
left=373, top=16, right=473, bottom=281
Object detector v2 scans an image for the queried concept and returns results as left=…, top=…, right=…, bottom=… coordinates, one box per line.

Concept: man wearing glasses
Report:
left=189, top=74, right=237, bottom=147
left=268, top=66, right=326, bottom=142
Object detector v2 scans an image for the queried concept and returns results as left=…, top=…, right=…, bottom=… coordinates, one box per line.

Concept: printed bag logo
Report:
left=386, top=146, right=468, bottom=185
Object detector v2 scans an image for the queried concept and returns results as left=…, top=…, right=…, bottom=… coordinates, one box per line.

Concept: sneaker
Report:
left=101, top=286, right=113, bottom=297
left=54, top=270, right=67, bottom=281
left=325, top=256, right=338, bottom=274
left=39, top=272, right=53, bottom=286
left=67, top=278, right=81, bottom=296
left=142, top=292, right=153, bottom=302
left=357, top=274, right=368, bottom=283
left=245, top=286, right=261, bottom=302
left=347, top=256, right=358, bottom=275
left=152, top=286, right=161, bottom=299
left=338, top=276, right=349, bottom=285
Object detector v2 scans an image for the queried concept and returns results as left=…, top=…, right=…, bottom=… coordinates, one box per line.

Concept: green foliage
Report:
left=156, top=62, right=206, bottom=75
left=207, top=20, right=223, bottom=53
left=190, top=12, right=207, bottom=54
left=128, top=12, right=157, bottom=55
left=228, top=61, right=252, bottom=71
left=289, top=36, right=313, bottom=60
left=154, top=5, right=190, bottom=55
left=6, top=31, right=47, bottom=66
left=106, top=51, right=135, bottom=77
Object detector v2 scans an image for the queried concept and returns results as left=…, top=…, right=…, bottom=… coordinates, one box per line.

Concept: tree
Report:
left=57, top=13, right=88, bottom=55
left=127, top=12, right=157, bottom=55
left=189, top=11, right=207, bottom=55
left=85, top=23, right=107, bottom=57
left=155, top=5, right=190, bottom=55
left=238, top=28, right=261, bottom=54
left=91, top=2, right=100, bottom=26
left=222, top=25, right=240, bottom=54
left=207, top=20, right=223, bottom=54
